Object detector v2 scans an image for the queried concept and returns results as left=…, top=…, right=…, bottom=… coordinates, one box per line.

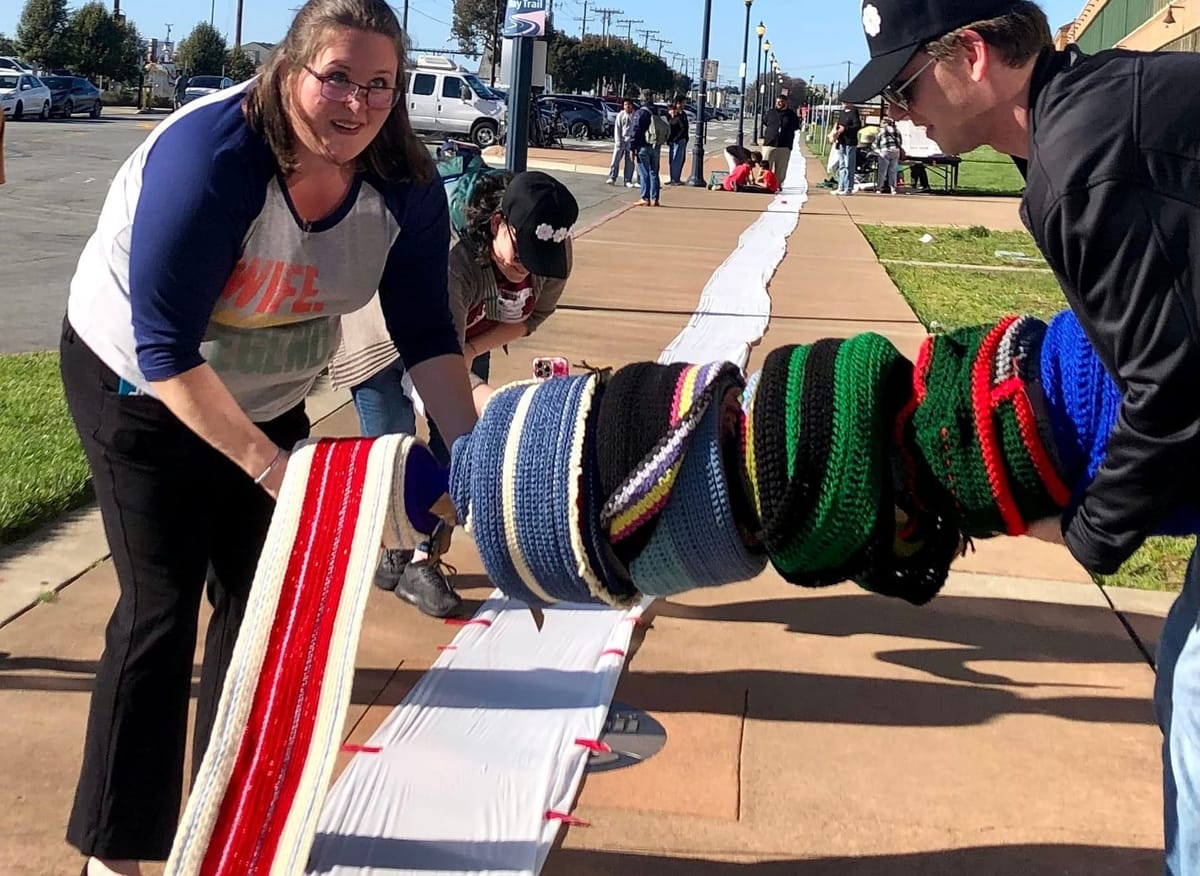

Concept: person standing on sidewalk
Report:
left=58, top=1, right=478, bottom=873
left=831, top=100, right=862, bottom=195
left=629, top=92, right=661, bottom=206
left=843, top=1, right=1200, bottom=872
left=329, top=169, right=578, bottom=618
left=666, top=101, right=690, bottom=186
left=759, top=93, right=799, bottom=189
left=605, top=97, right=636, bottom=187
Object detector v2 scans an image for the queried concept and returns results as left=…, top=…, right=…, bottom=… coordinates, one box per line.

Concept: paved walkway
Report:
left=0, top=153, right=1172, bottom=875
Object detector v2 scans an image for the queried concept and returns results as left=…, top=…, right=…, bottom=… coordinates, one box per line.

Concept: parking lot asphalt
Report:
left=2, top=110, right=724, bottom=354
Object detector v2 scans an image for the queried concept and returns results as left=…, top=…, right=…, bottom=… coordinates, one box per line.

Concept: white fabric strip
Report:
left=658, top=143, right=809, bottom=370
left=308, top=139, right=810, bottom=876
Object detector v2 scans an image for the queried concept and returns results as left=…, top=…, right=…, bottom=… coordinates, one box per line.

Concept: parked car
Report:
left=0, top=72, right=51, bottom=120
left=0, top=57, right=34, bottom=73
left=537, top=96, right=606, bottom=140
left=406, top=56, right=506, bottom=148
left=182, top=75, right=234, bottom=105
left=42, top=75, right=102, bottom=118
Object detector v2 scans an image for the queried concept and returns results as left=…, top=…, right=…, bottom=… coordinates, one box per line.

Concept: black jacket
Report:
left=667, top=112, right=689, bottom=144
left=1019, top=46, right=1200, bottom=574
left=761, top=107, right=800, bottom=149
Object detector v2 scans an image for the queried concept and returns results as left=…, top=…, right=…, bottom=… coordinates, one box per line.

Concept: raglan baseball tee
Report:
left=67, top=82, right=460, bottom=422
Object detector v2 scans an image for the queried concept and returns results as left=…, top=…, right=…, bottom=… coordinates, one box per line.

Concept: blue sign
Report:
left=502, top=0, right=548, bottom=38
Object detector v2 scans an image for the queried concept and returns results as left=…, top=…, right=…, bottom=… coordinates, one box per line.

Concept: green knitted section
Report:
left=788, top=333, right=902, bottom=572
left=784, top=345, right=809, bottom=481
left=910, top=326, right=1006, bottom=536
left=996, top=402, right=1059, bottom=524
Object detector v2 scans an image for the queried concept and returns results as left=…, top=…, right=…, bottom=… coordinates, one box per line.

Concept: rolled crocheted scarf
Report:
left=450, top=374, right=638, bottom=608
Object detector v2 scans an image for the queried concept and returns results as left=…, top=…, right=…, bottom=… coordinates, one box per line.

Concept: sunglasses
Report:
left=304, top=65, right=400, bottom=110
left=881, top=55, right=935, bottom=111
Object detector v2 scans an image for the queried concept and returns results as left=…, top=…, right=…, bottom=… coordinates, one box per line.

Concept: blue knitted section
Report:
left=1041, top=309, right=1200, bottom=536
left=631, top=395, right=766, bottom=595
left=449, top=434, right=474, bottom=526
left=511, top=376, right=599, bottom=603
left=467, top=385, right=548, bottom=606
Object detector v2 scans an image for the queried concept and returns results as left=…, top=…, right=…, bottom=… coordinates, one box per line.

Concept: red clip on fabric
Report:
left=340, top=744, right=382, bottom=754
left=574, top=738, right=613, bottom=754
left=545, top=810, right=591, bottom=827
left=600, top=648, right=626, bottom=658
left=437, top=645, right=457, bottom=652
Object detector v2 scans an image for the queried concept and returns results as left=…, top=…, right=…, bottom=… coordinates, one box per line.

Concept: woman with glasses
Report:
left=59, top=1, right=477, bottom=872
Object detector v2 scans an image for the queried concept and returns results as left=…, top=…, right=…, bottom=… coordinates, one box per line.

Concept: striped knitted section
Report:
left=166, top=436, right=433, bottom=876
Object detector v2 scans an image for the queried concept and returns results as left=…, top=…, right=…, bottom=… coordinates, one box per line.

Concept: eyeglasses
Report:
left=881, top=56, right=935, bottom=111
left=304, top=66, right=400, bottom=110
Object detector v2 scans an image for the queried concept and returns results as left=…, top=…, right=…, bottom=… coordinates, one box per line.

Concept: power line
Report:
left=636, top=27, right=658, bottom=49
left=593, top=7, right=623, bottom=46
left=651, top=36, right=671, bottom=57
left=616, top=17, right=642, bottom=43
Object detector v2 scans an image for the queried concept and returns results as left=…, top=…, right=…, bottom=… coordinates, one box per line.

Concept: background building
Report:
left=1065, top=0, right=1199, bottom=53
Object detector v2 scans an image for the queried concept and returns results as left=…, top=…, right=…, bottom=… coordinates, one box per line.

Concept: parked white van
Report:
left=405, top=56, right=505, bottom=148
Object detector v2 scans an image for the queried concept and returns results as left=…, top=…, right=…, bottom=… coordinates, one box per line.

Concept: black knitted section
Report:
left=752, top=346, right=798, bottom=552
left=578, top=380, right=639, bottom=604
left=596, top=361, right=689, bottom=565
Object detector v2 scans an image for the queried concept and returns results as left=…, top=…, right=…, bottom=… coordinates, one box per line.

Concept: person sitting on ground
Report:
left=329, top=168, right=579, bottom=618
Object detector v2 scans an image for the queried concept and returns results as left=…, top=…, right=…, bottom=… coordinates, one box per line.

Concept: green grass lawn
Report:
left=0, top=353, right=92, bottom=546
left=859, top=223, right=1045, bottom=267
left=865, top=227, right=1194, bottom=591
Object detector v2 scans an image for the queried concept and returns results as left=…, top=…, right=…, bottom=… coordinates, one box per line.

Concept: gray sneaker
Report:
left=395, top=554, right=463, bottom=618
left=373, top=548, right=413, bottom=592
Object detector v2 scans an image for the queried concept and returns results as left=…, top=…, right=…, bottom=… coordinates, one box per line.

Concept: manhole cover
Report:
left=585, top=701, right=667, bottom=773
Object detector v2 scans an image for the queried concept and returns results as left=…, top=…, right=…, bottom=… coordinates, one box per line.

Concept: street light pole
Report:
left=751, top=22, right=764, bottom=145
left=736, top=0, right=752, bottom=148
left=686, top=0, right=713, bottom=186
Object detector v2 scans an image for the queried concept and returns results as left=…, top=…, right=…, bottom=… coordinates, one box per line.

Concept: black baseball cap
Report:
left=500, top=171, right=579, bottom=280
left=842, top=0, right=1018, bottom=103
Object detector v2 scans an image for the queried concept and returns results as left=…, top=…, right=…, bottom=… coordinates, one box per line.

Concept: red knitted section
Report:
left=1012, top=389, right=1072, bottom=508
left=201, top=438, right=371, bottom=876
left=970, top=317, right=1024, bottom=536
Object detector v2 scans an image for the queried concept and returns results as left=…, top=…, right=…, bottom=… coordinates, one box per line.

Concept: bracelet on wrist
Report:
left=253, top=448, right=285, bottom=485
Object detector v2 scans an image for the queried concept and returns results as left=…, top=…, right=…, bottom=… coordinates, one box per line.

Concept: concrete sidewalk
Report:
left=0, top=159, right=1174, bottom=875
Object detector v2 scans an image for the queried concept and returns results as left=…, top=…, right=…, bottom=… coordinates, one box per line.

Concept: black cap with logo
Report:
left=842, top=0, right=1018, bottom=104
left=500, top=171, right=580, bottom=280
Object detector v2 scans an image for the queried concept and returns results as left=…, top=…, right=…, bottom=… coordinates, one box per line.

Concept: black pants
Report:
left=59, top=320, right=309, bottom=860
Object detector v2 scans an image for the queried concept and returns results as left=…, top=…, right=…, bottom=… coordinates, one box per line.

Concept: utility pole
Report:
left=637, top=28, right=658, bottom=49
left=652, top=36, right=671, bottom=57
left=617, top=18, right=642, bottom=43
left=576, top=0, right=589, bottom=37
left=737, top=0, right=752, bottom=148
left=686, top=0, right=713, bottom=187
left=593, top=8, right=623, bottom=46
left=234, top=0, right=243, bottom=49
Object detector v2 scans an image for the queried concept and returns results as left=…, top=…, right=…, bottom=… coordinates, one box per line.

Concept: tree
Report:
left=547, top=35, right=675, bottom=97
left=112, top=17, right=143, bottom=83
left=175, top=22, right=227, bottom=76
left=0, top=33, right=18, bottom=56
left=64, top=3, right=121, bottom=83
left=16, top=0, right=71, bottom=68
left=452, top=0, right=499, bottom=57
left=225, top=46, right=257, bottom=82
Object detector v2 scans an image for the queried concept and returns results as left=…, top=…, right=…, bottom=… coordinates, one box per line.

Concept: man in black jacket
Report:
left=759, top=94, right=800, bottom=187
left=843, top=2, right=1200, bottom=872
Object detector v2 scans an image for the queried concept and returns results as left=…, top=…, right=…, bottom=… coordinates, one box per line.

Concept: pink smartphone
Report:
left=532, top=357, right=570, bottom=380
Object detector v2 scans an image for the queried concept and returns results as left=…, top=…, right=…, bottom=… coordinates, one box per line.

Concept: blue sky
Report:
left=1, top=0, right=1086, bottom=90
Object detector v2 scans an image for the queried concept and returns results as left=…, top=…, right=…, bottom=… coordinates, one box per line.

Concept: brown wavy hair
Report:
left=244, top=0, right=433, bottom=184
left=925, top=1, right=1052, bottom=67
left=459, top=170, right=515, bottom=266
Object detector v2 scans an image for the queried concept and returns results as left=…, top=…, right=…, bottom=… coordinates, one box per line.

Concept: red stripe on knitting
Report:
left=913, top=337, right=934, bottom=405
left=971, top=318, right=1024, bottom=536
left=1012, top=391, right=1072, bottom=508
left=202, top=438, right=371, bottom=876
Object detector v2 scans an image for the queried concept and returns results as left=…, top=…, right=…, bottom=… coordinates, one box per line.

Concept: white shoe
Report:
left=624, top=181, right=636, bottom=188
left=605, top=178, right=615, bottom=185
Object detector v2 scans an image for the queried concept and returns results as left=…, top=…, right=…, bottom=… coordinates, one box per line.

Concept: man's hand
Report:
left=1024, top=515, right=1065, bottom=545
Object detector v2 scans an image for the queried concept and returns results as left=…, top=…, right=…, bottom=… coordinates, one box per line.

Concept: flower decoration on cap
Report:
left=535, top=222, right=573, bottom=243
left=862, top=3, right=882, bottom=37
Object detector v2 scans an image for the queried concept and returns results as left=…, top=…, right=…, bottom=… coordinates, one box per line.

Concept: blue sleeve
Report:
left=378, top=178, right=462, bottom=367
left=129, top=104, right=268, bottom=381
